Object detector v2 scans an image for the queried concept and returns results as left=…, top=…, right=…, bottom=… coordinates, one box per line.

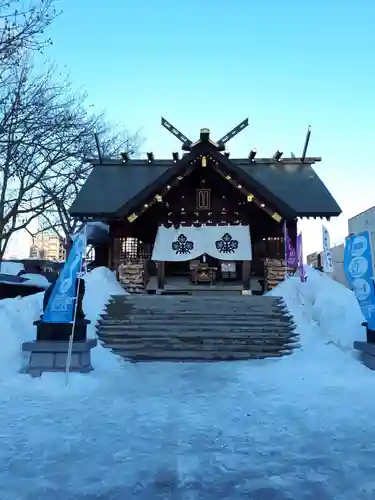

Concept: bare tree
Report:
left=0, top=1, right=140, bottom=257
left=0, top=0, right=57, bottom=64
left=0, top=57, right=123, bottom=259
left=36, top=126, right=142, bottom=248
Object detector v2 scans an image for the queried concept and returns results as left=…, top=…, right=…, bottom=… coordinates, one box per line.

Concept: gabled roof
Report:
left=69, top=162, right=173, bottom=217
left=232, top=159, right=340, bottom=217
left=69, top=147, right=199, bottom=218
left=70, top=143, right=341, bottom=219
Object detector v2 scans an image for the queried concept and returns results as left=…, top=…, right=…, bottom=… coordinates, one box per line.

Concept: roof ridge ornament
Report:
left=161, top=117, right=193, bottom=151
left=217, top=118, right=249, bottom=151
left=161, top=117, right=249, bottom=152
left=94, top=133, right=103, bottom=164
left=301, top=125, right=311, bottom=163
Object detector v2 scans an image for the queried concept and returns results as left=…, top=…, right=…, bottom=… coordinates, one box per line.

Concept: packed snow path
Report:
left=0, top=267, right=374, bottom=499
left=2, top=355, right=375, bottom=500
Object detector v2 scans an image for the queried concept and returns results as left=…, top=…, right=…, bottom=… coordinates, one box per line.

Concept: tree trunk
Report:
left=65, top=237, right=73, bottom=259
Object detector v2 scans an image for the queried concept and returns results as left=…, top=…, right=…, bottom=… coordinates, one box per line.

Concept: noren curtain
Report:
left=151, top=225, right=252, bottom=262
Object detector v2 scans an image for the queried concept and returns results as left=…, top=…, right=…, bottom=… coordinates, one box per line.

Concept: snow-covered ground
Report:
left=0, top=260, right=24, bottom=275
left=18, top=273, right=51, bottom=288
left=0, top=266, right=374, bottom=499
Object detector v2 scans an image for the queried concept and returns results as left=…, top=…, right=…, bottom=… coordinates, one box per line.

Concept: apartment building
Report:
left=29, top=232, right=66, bottom=261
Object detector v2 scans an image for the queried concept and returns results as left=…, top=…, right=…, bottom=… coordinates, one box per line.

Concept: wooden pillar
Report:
left=113, top=238, right=121, bottom=278
left=242, top=260, right=251, bottom=293
left=108, top=236, right=113, bottom=269
left=157, top=261, right=165, bottom=290
left=95, top=245, right=109, bottom=267
left=143, top=259, right=150, bottom=290
left=65, top=237, right=73, bottom=258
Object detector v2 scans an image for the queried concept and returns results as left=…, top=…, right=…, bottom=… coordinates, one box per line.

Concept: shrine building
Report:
left=69, top=118, right=341, bottom=294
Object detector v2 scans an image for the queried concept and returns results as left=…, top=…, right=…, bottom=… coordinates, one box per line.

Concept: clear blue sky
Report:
left=20, top=0, right=375, bottom=254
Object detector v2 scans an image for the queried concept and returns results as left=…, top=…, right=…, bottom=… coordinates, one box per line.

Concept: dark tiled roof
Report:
left=230, top=159, right=342, bottom=217
left=70, top=149, right=341, bottom=218
left=69, top=163, right=173, bottom=216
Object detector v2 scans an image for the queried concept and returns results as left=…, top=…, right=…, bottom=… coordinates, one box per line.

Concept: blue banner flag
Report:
left=43, top=230, right=86, bottom=323
left=344, top=231, right=375, bottom=330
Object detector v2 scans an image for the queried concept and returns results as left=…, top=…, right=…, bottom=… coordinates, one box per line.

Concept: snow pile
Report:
left=0, top=260, right=24, bottom=275
left=21, top=273, right=50, bottom=288
left=83, top=266, right=127, bottom=332
left=0, top=266, right=126, bottom=377
left=0, top=293, right=43, bottom=375
left=72, top=221, right=109, bottom=244
left=269, top=265, right=365, bottom=350
left=82, top=267, right=127, bottom=372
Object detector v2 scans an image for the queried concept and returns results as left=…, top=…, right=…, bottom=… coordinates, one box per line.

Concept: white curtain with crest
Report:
left=151, top=225, right=252, bottom=262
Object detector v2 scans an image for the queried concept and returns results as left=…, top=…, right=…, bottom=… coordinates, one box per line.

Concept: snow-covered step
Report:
left=96, top=294, right=298, bottom=362
left=104, top=303, right=285, bottom=315
left=101, top=338, right=299, bottom=351
left=101, top=333, right=298, bottom=343
left=105, top=349, right=294, bottom=362
left=99, top=325, right=294, bottom=335
left=101, top=334, right=298, bottom=358
left=106, top=296, right=282, bottom=304
left=100, top=311, right=295, bottom=321
left=107, top=295, right=283, bottom=304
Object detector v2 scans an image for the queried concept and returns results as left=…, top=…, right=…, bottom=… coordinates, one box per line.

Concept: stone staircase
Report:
left=96, top=294, right=299, bottom=362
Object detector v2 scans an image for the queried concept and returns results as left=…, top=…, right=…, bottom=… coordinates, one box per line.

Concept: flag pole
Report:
left=65, top=226, right=87, bottom=386
left=283, top=221, right=288, bottom=279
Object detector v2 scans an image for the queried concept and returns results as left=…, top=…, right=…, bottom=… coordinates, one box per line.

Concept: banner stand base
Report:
left=34, top=319, right=90, bottom=342
left=361, top=321, right=375, bottom=344
left=21, top=339, right=97, bottom=378
left=354, top=340, right=375, bottom=370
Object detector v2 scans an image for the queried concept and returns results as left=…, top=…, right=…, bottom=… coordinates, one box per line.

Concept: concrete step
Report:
left=107, top=302, right=287, bottom=311
left=98, top=316, right=294, bottom=327
left=96, top=293, right=297, bottom=362
left=109, top=295, right=282, bottom=303
left=105, top=307, right=286, bottom=315
left=110, top=293, right=282, bottom=301
left=98, top=317, right=295, bottom=328
left=111, top=295, right=281, bottom=300
left=102, top=316, right=288, bottom=326
left=100, top=308, right=293, bottom=321
left=99, top=331, right=298, bottom=342
left=159, top=290, right=242, bottom=296
left=106, top=300, right=285, bottom=307
left=108, top=302, right=283, bottom=310
left=108, top=349, right=292, bottom=361
left=104, top=307, right=287, bottom=318
left=98, top=325, right=295, bottom=336
left=107, top=344, right=295, bottom=358
left=101, top=337, right=299, bottom=349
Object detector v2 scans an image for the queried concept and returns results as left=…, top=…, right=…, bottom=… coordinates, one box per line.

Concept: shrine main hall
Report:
left=70, top=118, right=341, bottom=294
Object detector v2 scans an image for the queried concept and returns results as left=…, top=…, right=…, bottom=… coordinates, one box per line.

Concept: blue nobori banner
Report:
left=43, top=229, right=87, bottom=324
left=344, top=231, right=375, bottom=330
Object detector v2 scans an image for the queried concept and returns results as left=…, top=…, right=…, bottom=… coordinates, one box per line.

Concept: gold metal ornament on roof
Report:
left=272, top=212, right=282, bottom=222
left=127, top=213, right=138, bottom=223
